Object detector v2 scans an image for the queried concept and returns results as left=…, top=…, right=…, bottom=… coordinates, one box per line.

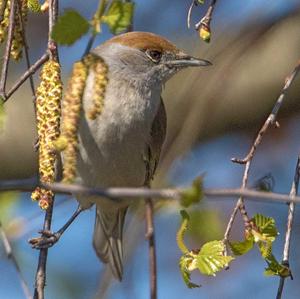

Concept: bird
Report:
left=74, top=31, right=211, bottom=281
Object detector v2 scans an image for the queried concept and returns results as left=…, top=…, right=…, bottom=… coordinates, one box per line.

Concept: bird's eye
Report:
left=146, top=50, right=162, bottom=63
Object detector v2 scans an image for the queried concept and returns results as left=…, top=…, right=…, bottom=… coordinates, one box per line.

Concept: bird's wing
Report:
left=144, top=98, right=167, bottom=186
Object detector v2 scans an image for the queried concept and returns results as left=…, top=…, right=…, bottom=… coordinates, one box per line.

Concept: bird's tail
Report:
left=93, top=207, right=127, bottom=281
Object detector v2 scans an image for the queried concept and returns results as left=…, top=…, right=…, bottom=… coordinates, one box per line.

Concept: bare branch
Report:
left=232, top=60, right=300, bottom=164
left=224, top=59, right=300, bottom=256
left=2, top=178, right=300, bottom=204
left=145, top=197, right=157, bottom=299
left=187, top=0, right=197, bottom=29
left=0, top=0, right=16, bottom=99
left=276, top=156, right=300, bottom=298
left=4, top=53, right=49, bottom=102
left=16, top=0, right=36, bottom=108
left=0, top=220, right=32, bottom=299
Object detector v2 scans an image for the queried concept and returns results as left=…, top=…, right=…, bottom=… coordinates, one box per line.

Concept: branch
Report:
left=2, top=178, right=300, bottom=204
left=16, top=0, right=36, bottom=108
left=145, top=197, right=157, bottom=299
left=0, top=220, right=32, bottom=299
left=195, top=0, right=217, bottom=31
left=33, top=1, right=59, bottom=298
left=276, top=156, right=300, bottom=298
left=4, top=53, right=49, bottom=102
left=0, top=0, right=16, bottom=99
left=223, top=59, right=300, bottom=255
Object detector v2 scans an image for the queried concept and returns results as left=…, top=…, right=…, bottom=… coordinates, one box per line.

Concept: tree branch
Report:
left=2, top=178, right=300, bottom=204
left=33, top=1, right=59, bottom=298
left=223, top=59, right=300, bottom=255
left=0, top=219, right=32, bottom=299
left=0, top=0, right=16, bottom=99
left=276, top=156, right=300, bottom=298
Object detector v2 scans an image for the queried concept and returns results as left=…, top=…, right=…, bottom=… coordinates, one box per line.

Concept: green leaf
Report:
left=179, top=255, right=200, bottom=288
left=176, top=210, right=190, bottom=253
left=197, top=0, right=205, bottom=4
left=229, top=235, right=254, bottom=256
left=264, top=254, right=291, bottom=278
left=252, top=214, right=279, bottom=242
left=0, top=192, right=19, bottom=223
left=52, top=10, right=90, bottom=46
left=257, top=240, right=272, bottom=259
left=28, top=0, right=41, bottom=12
left=196, top=241, right=234, bottom=276
left=102, top=1, right=134, bottom=34
left=180, top=177, right=203, bottom=208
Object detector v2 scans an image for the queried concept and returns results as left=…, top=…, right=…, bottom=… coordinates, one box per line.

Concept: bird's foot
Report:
left=29, top=230, right=60, bottom=249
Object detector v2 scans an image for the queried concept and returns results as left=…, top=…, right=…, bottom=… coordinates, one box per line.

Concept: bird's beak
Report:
left=166, top=53, right=212, bottom=68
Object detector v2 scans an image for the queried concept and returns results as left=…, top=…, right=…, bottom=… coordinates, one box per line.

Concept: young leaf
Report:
left=179, top=255, right=200, bottom=288
left=257, top=240, right=272, bottom=259
left=52, top=10, right=90, bottom=45
left=252, top=214, right=279, bottom=242
left=102, top=1, right=134, bottom=34
left=264, top=254, right=291, bottom=278
left=229, top=235, right=254, bottom=256
left=196, top=240, right=234, bottom=276
left=180, top=177, right=203, bottom=207
left=176, top=210, right=190, bottom=253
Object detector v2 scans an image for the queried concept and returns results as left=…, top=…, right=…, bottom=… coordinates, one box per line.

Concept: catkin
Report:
left=56, top=54, right=108, bottom=183
left=0, top=0, right=28, bottom=60
left=86, top=56, right=108, bottom=120
left=0, top=0, right=10, bottom=43
left=31, top=60, right=62, bottom=210
left=11, top=0, right=28, bottom=60
left=58, top=60, right=89, bottom=183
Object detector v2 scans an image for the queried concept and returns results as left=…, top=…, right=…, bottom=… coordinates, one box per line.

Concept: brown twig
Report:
left=232, top=60, right=300, bottom=164
left=0, top=0, right=16, bottom=99
left=145, top=198, right=157, bottom=299
left=0, top=220, right=32, bottom=299
left=195, top=0, right=217, bottom=31
left=276, top=156, right=300, bottom=299
left=223, top=60, right=300, bottom=256
left=16, top=0, right=36, bottom=108
left=3, top=178, right=300, bottom=204
left=33, top=1, right=59, bottom=298
left=187, top=0, right=197, bottom=29
left=4, top=53, right=49, bottom=102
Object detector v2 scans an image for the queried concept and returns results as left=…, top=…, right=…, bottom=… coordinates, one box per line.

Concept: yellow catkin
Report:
left=58, top=60, right=89, bottom=183
left=0, top=0, right=10, bottom=43
left=55, top=54, right=108, bottom=183
left=11, top=0, right=28, bottom=60
left=31, top=60, right=63, bottom=210
left=87, top=56, right=108, bottom=120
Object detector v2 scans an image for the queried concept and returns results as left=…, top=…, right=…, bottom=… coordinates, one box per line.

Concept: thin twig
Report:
left=33, top=1, right=59, bottom=298
left=232, top=60, right=300, bottom=164
left=195, top=0, right=217, bottom=31
left=3, top=178, right=300, bottom=204
left=145, top=198, right=157, bottom=299
left=187, top=0, right=197, bottom=29
left=0, top=0, right=16, bottom=99
left=16, top=0, right=36, bottom=108
left=0, top=220, right=32, bottom=299
left=276, top=156, right=300, bottom=299
left=223, top=59, right=300, bottom=255
left=4, top=53, right=49, bottom=102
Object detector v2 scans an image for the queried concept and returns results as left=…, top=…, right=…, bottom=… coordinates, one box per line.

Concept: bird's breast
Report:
left=77, top=69, right=161, bottom=190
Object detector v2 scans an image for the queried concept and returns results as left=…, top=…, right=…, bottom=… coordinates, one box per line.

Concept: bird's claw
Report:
left=29, top=230, right=60, bottom=249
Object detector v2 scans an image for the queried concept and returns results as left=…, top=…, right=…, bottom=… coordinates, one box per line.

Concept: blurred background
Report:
left=1, top=0, right=300, bottom=298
